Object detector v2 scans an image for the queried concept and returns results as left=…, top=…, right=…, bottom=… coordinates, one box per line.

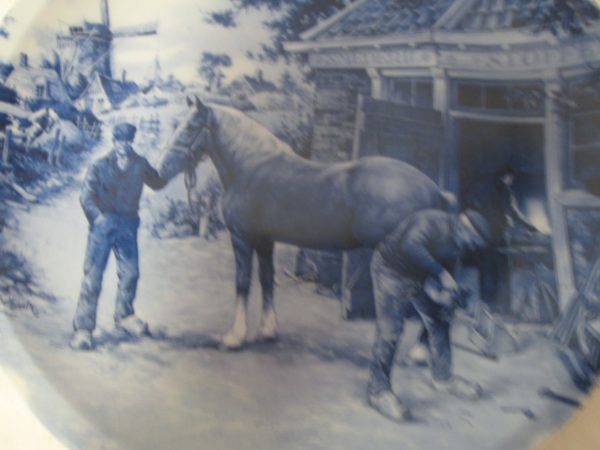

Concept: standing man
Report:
left=367, top=208, right=490, bottom=422
left=70, top=122, right=167, bottom=350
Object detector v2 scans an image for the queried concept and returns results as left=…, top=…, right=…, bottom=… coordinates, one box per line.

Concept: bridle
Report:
left=170, top=109, right=214, bottom=190
left=171, top=108, right=215, bottom=214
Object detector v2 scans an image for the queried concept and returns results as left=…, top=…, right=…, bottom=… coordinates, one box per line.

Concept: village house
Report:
left=75, top=71, right=139, bottom=116
left=286, top=0, right=600, bottom=318
left=0, top=83, right=18, bottom=129
left=5, top=53, right=71, bottom=106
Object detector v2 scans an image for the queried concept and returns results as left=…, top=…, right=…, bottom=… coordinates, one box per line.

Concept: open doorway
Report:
left=457, top=119, right=557, bottom=319
left=458, top=119, right=549, bottom=233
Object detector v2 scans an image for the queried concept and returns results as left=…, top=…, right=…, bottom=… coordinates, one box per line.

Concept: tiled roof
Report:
left=454, top=0, right=536, bottom=31
left=98, top=75, right=139, bottom=106
left=79, top=73, right=138, bottom=107
left=313, top=0, right=455, bottom=40
left=309, top=0, right=599, bottom=39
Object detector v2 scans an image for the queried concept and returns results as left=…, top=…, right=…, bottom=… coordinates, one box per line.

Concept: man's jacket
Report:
left=377, top=209, right=461, bottom=282
left=80, top=149, right=166, bottom=224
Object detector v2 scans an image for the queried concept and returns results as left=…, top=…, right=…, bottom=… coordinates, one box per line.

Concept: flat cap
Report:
left=113, top=122, right=137, bottom=142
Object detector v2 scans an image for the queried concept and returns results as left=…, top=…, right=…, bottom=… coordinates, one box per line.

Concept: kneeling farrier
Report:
left=368, top=208, right=490, bottom=422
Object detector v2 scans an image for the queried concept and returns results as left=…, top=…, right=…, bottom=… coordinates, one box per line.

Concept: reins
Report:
left=179, top=110, right=215, bottom=215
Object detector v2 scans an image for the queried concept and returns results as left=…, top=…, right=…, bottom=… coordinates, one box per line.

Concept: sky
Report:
left=0, top=0, right=284, bottom=84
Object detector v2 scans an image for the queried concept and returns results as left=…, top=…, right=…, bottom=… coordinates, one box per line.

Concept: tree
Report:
left=41, top=50, right=61, bottom=75
left=206, top=0, right=599, bottom=62
left=279, top=69, right=297, bottom=93
left=205, top=0, right=352, bottom=62
left=528, top=0, right=599, bottom=35
left=0, top=62, right=13, bottom=81
left=0, top=15, right=14, bottom=39
left=198, top=52, right=232, bottom=92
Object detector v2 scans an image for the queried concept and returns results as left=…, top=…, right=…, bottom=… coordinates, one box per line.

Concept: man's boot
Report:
left=115, top=315, right=149, bottom=337
left=70, top=329, right=94, bottom=351
left=367, top=389, right=412, bottom=422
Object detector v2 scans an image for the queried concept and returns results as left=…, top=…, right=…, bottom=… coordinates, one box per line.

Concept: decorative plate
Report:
left=1, top=1, right=600, bottom=449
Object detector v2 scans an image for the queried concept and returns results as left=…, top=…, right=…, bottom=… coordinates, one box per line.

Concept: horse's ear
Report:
left=186, top=96, right=193, bottom=107
left=194, top=95, right=206, bottom=111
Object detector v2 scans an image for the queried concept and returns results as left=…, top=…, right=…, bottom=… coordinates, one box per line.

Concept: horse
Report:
left=157, top=96, right=449, bottom=349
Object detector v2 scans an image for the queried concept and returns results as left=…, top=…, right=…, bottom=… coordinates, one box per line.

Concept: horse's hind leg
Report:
left=257, top=241, right=278, bottom=341
left=221, top=233, right=253, bottom=350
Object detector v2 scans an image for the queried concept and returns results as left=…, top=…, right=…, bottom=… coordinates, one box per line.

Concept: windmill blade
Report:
left=58, top=31, right=97, bottom=80
left=75, top=43, right=114, bottom=79
left=113, top=21, right=158, bottom=38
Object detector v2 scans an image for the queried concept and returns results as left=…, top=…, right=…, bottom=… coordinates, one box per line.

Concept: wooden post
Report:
left=56, top=134, right=66, bottom=167
left=432, top=68, right=457, bottom=194
left=367, top=68, right=385, bottom=100
left=49, top=128, right=60, bottom=165
left=544, top=73, right=576, bottom=311
left=2, top=128, right=11, bottom=165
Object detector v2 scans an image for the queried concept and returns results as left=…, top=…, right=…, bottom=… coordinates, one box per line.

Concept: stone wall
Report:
left=295, top=69, right=371, bottom=296
left=310, top=69, right=372, bottom=162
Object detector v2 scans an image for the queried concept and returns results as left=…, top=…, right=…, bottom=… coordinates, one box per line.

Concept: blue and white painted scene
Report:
left=1, top=0, right=600, bottom=449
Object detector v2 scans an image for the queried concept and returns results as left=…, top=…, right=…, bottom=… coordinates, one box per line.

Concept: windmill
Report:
left=57, top=0, right=158, bottom=82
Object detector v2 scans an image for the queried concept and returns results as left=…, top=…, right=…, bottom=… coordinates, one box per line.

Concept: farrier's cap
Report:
left=462, top=209, right=492, bottom=244
left=113, top=122, right=136, bottom=142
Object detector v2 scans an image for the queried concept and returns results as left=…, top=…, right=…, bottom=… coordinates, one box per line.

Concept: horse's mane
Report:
left=209, top=104, right=297, bottom=160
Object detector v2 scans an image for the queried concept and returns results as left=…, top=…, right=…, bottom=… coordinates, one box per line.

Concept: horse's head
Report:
left=157, top=95, right=214, bottom=181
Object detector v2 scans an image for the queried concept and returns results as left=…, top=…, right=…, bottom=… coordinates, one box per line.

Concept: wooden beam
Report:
left=544, top=73, right=576, bottom=311
left=433, top=68, right=452, bottom=189
left=366, top=68, right=384, bottom=100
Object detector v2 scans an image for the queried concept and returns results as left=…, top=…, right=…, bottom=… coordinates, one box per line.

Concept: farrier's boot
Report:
left=367, top=389, right=412, bottom=422
left=69, top=329, right=94, bottom=351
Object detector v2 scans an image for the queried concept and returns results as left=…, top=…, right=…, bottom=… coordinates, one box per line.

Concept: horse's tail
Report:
left=441, top=190, right=459, bottom=213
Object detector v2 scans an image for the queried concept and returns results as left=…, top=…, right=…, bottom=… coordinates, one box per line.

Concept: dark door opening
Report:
left=458, top=119, right=549, bottom=233
left=457, top=119, right=557, bottom=317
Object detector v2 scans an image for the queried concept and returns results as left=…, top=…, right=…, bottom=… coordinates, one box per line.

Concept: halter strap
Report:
left=180, top=110, right=215, bottom=194
left=177, top=110, right=214, bottom=154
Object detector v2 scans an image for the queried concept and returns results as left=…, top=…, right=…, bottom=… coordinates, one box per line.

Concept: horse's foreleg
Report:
left=257, top=241, right=278, bottom=341
left=221, top=233, right=253, bottom=350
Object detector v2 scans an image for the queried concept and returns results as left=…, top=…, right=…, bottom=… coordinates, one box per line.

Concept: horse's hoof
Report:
left=220, top=332, right=245, bottom=351
left=258, top=313, right=278, bottom=342
left=258, top=329, right=279, bottom=343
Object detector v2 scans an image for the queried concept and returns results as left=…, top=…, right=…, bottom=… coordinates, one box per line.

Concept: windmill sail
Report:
left=113, top=22, right=159, bottom=38
left=55, top=0, right=158, bottom=81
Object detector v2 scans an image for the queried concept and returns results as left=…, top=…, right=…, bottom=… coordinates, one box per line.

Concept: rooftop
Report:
left=305, top=0, right=599, bottom=41
left=311, top=0, right=454, bottom=40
